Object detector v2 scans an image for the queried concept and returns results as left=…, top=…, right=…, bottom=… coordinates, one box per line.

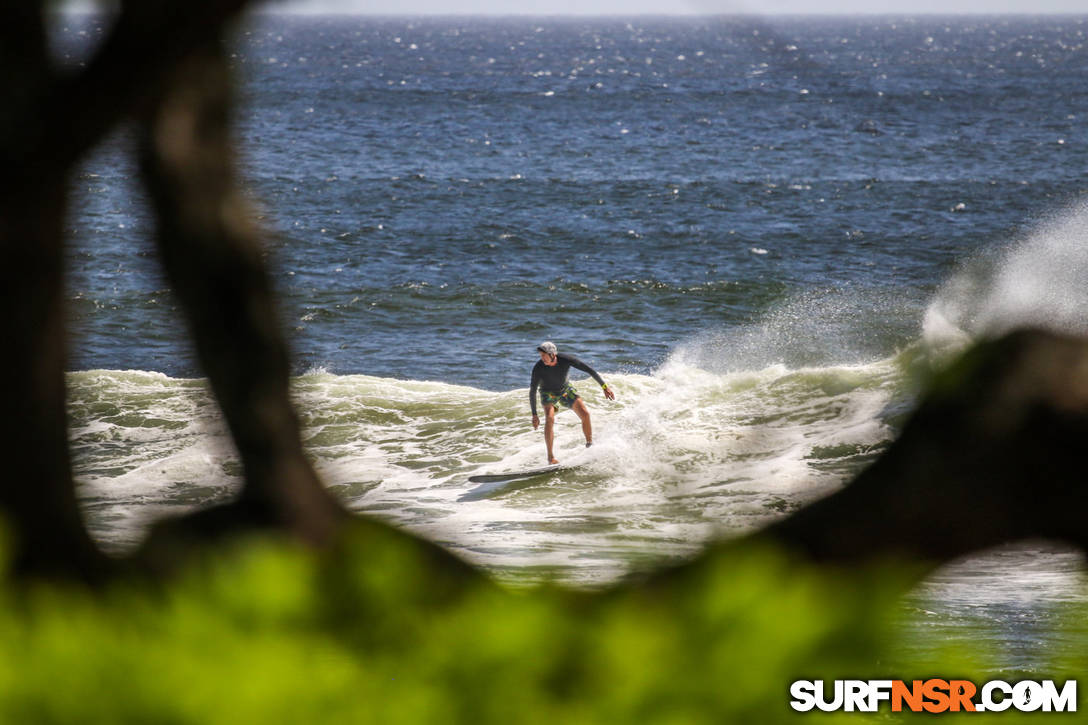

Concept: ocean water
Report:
left=59, top=14, right=1088, bottom=659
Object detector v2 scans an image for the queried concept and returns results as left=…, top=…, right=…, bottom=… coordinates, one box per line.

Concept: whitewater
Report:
left=70, top=351, right=900, bottom=579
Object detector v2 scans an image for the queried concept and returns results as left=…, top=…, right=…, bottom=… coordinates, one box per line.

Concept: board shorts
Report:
left=541, top=384, right=580, bottom=411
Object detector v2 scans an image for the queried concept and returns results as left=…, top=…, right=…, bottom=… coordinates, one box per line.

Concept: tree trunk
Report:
left=136, top=38, right=348, bottom=558
left=0, top=3, right=110, bottom=581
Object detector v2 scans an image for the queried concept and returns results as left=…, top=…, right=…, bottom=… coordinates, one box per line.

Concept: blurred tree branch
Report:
left=755, top=328, right=1088, bottom=567
left=0, top=0, right=356, bottom=583
left=136, top=33, right=349, bottom=562
left=6, top=1, right=252, bottom=181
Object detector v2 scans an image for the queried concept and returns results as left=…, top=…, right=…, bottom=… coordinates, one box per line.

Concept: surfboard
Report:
left=460, top=464, right=573, bottom=501
left=466, top=464, right=565, bottom=485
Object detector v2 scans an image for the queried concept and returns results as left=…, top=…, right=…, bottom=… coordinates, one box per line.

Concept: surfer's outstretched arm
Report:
left=567, top=355, right=616, bottom=400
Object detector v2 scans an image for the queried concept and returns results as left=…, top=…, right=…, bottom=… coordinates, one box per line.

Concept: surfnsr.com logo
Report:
left=790, top=679, right=1078, bottom=713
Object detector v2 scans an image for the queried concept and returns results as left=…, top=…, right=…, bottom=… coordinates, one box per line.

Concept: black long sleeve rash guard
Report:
left=529, top=352, right=606, bottom=416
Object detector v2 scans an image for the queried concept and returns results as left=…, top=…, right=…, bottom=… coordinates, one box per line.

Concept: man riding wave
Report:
left=530, top=341, right=615, bottom=464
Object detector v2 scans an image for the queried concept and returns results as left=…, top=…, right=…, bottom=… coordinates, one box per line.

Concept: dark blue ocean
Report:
left=59, top=14, right=1088, bottom=661
left=67, top=15, right=1088, bottom=385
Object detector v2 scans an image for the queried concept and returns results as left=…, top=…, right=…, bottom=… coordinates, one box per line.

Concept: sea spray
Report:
left=670, top=284, right=921, bottom=374
left=924, top=201, right=1088, bottom=353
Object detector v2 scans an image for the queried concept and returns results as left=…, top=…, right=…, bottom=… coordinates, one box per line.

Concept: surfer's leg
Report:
left=572, top=397, right=592, bottom=447
left=544, top=405, right=558, bottom=464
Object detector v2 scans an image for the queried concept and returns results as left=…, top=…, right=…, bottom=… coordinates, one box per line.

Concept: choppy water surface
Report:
left=59, top=14, right=1088, bottom=659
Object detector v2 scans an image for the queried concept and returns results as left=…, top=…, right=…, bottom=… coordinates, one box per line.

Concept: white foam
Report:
left=69, top=358, right=901, bottom=584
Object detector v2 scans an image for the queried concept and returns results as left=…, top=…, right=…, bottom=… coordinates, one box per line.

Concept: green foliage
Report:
left=0, top=524, right=1082, bottom=724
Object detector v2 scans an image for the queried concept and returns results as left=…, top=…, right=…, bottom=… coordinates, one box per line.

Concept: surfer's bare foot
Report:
left=549, top=457, right=559, bottom=465
left=585, top=439, right=592, bottom=448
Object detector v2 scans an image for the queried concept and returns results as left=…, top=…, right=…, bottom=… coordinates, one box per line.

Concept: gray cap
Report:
left=537, top=341, right=557, bottom=355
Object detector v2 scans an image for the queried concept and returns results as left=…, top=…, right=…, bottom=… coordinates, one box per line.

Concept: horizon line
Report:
left=56, top=6, right=1088, bottom=17
left=256, top=9, right=1088, bottom=15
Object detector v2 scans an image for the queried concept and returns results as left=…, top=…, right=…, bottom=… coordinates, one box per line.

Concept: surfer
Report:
left=530, top=341, right=615, bottom=464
